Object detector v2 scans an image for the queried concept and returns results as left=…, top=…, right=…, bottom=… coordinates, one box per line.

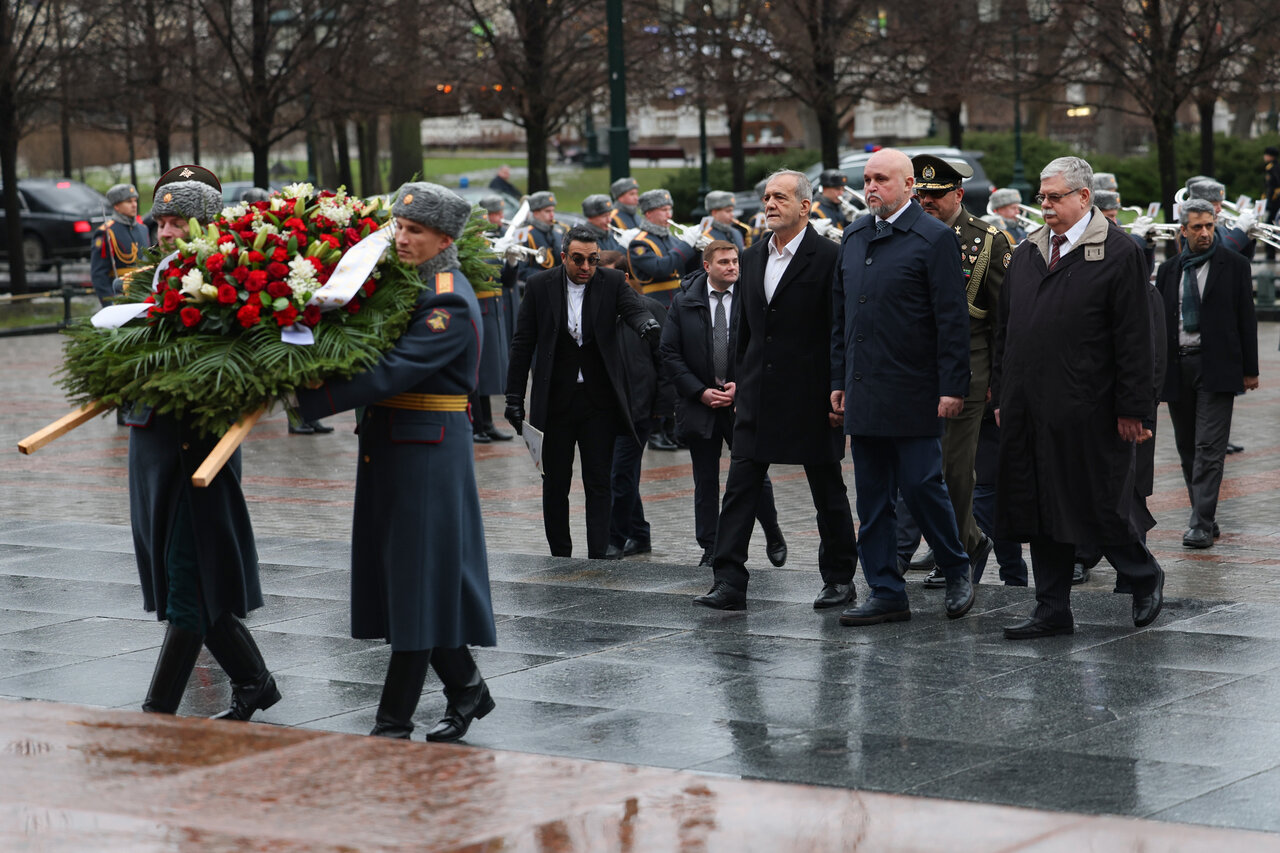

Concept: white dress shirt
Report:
left=566, top=278, right=586, bottom=382
left=764, top=228, right=806, bottom=304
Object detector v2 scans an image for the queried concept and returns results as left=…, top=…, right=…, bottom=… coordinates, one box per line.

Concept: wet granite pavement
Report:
left=4, top=330, right=1280, bottom=846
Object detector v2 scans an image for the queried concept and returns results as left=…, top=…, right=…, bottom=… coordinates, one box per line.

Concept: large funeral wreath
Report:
left=58, top=183, right=497, bottom=437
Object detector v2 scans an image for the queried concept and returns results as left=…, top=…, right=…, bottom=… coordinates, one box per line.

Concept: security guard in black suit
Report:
left=903, top=154, right=1009, bottom=588
left=90, top=184, right=149, bottom=306
left=811, top=169, right=853, bottom=231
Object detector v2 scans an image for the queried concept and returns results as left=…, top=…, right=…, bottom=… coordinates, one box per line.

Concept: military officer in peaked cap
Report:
left=91, top=183, right=150, bottom=306
left=812, top=169, right=855, bottom=231
left=628, top=188, right=699, bottom=310
left=610, top=176, right=642, bottom=231
left=901, top=153, right=1010, bottom=588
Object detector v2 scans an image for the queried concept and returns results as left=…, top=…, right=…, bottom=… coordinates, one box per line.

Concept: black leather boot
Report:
left=370, top=649, right=432, bottom=739
left=425, top=647, right=495, bottom=743
left=203, top=613, right=281, bottom=721
left=142, top=623, right=204, bottom=714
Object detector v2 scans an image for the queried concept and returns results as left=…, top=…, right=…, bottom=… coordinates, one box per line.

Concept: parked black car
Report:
left=0, top=179, right=110, bottom=269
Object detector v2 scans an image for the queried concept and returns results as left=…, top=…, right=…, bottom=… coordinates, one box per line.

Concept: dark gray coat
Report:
left=297, top=267, right=496, bottom=651
left=128, top=410, right=261, bottom=623
left=831, top=202, right=971, bottom=438
left=993, top=210, right=1155, bottom=545
left=660, top=271, right=744, bottom=441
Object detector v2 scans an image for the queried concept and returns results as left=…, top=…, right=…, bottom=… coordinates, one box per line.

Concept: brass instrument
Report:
left=497, top=243, right=554, bottom=266
left=985, top=197, right=1045, bottom=234
left=487, top=199, right=532, bottom=266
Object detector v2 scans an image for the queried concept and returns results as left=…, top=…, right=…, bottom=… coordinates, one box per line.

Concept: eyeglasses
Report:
left=568, top=254, right=601, bottom=266
left=1034, top=188, right=1083, bottom=205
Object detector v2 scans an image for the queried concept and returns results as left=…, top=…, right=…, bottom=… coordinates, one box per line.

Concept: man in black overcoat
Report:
left=505, top=225, right=661, bottom=559
left=691, top=170, right=857, bottom=611
left=1156, top=198, right=1259, bottom=549
left=993, top=156, right=1165, bottom=638
left=830, top=148, right=975, bottom=626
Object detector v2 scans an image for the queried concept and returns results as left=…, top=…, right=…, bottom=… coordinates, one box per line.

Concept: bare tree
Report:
left=1071, top=0, right=1264, bottom=215
left=0, top=0, right=94, bottom=290
left=447, top=0, right=606, bottom=193
left=764, top=0, right=880, bottom=168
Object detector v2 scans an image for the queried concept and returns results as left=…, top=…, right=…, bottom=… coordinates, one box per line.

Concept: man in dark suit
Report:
left=1157, top=198, right=1259, bottom=549
left=831, top=148, right=975, bottom=626
left=994, top=156, right=1164, bottom=639
left=505, top=225, right=661, bottom=559
left=692, top=170, right=857, bottom=611
left=661, top=240, right=786, bottom=568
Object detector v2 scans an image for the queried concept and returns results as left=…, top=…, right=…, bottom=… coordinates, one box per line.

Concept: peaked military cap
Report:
left=911, top=154, right=973, bottom=192
left=392, top=182, right=471, bottom=239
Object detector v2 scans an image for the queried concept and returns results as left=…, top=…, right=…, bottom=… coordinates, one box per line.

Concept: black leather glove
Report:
left=638, top=318, right=662, bottom=349
left=503, top=394, right=525, bottom=436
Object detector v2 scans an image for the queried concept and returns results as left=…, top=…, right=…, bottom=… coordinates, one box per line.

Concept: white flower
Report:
left=180, top=268, right=205, bottom=300
left=270, top=197, right=286, bottom=212
left=287, top=254, right=318, bottom=296
left=315, top=196, right=353, bottom=228
left=199, top=284, right=219, bottom=301
left=282, top=182, right=314, bottom=199
left=222, top=202, right=248, bottom=220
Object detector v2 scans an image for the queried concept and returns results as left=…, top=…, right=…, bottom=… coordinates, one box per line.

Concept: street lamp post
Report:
left=988, top=0, right=1051, bottom=203
left=606, top=0, right=630, bottom=181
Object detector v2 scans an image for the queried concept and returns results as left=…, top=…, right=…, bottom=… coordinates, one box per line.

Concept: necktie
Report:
left=711, top=290, right=728, bottom=384
left=875, top=219, right=889, bottom=236
left=1048, top=234, right=1067, bottom=270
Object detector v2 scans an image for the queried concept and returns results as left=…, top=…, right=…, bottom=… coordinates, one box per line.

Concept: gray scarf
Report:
left=616, top=202, right=637, bottom=217
left=417, top=245, right=459, bottom=282
left=112, top=211, right=134, bottom=228
left=639, top=219, right=670, bottom=238
left=530, top=217, right=554, bottom=234
left=709, top=218, right=736, bottom=238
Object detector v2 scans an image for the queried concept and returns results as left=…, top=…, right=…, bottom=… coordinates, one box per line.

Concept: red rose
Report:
left=180, top=306, right=202, bottom=327
left=267, top=281, right=291, bottom=299
left=302, top=304, right=321, bottom=326
left=236, top=304, right=260, bottom=327
left=247, top=250, right=266, bottom=264
left=143, top=295, right=155, bottom=304
left=217, top=233, right=236, bottom=245
left=362, top=280, right=376, bottom=297
left=246, top=292, right=262, bottom=307
left=217, top=284, right=238, bottom=304
left=247, top=270, right=268, bottom=291
left=231, top=266, right=250, bottom=284
left=346, top=298, right=361, bottom=314
left=274, top=304, right=299, bottom=326
left=267, top=262, right=289, bottom=280
left=166, top=266, right=183, bottom=280
left=320, top=233, right=340, bottom=249
left=272, top=247, right=288, bottom=262
left=317, top=271, right=331, bottom=285
left=161, top=290, right=182, bottom=312
left=320, top=190, right=335, bottom=199
left=308, top=257, right=324, bottom=272
left=284, top=217, right=305, bottom=231
left=211, top=272, right=228, bottom=287
left=239, top=230, right=255, bottom=242
left=205, top=253, right=226, bottom=272
left=343, top=227, right=361, bottom=247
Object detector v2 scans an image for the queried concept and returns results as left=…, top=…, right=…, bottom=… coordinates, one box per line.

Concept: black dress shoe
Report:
left=1003, top=616, right=1074, bottom=639
left=697, top=548, right=714, bottom=568
left=839, top=597, right=911, bottom=626
left=944, top=575, right=975, bottom=619
left=288, top=421, right=316, bottom=435
left=1226, top=442, right=1243, bottom=454
left=1212, top=522, right=1221, bottom=539
left=472, top=431, right=492, bottom=443
left=1182, top=528, right=1212, bottom=549
left=908, top=549, right=936, bottom=571
left=1133, top=567, right=1164, bottom=628
left=485, top=427, right=514, bottom=441
left=622, top=538, right=651, bottom=556
left=603, top=543, right=625, bottom=560
left=895, top=556, right=910, bottom=578
left=764, top=527, right=787, bottom=567
left=648, top=434, right=678, bottom=451
left=308, top=420, right=335, bottom=434
left=693, top=582, right=746, bottom=611
left=1072, top=562, right=1091, bottom=585
left=969, top=534, right=993, bottom=576
left=922, top=567, right=945, bottom=588
left=813, top=583, right=855, bottom=610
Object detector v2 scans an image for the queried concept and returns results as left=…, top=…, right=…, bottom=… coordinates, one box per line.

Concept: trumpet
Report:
left=488, top=199, right=532, bottom=265
left=810, top=218, right=844, bottom=243
left=495, top=243, right=554, bottom=267
left=986, top=198, right=1044, bottom=234
left=1212, top=205, right=1280, bottom=250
